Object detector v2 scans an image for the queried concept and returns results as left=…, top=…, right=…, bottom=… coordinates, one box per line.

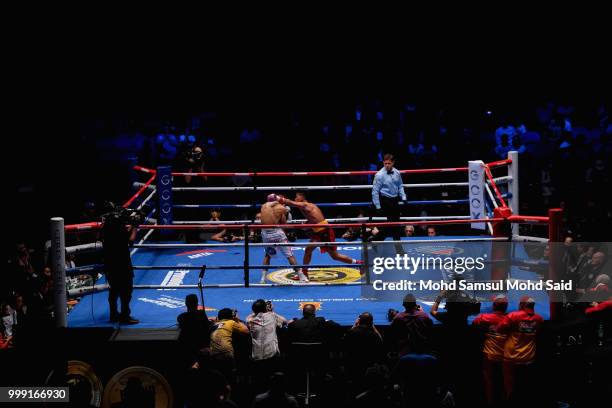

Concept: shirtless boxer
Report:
left=276, top=191, right=362, bottom=279
left=260, top=194, right=307, bottom=283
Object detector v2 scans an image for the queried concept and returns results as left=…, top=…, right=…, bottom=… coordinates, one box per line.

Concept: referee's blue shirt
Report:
left=372, top=168, right=407, bottom=209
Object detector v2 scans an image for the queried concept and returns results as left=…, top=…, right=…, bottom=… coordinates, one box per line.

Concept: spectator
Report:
left=390, top=294, right=433, bottom=356
left=208, top=210, right=244, bottom=243
left=585, top=158, right=609, bottom=188
left=495, top=120, right=516, bottom=146
left=472, top=295, right=509, bottom=407
left=28, top=274, right=54, bottom=328
left=430, top=278, right=480, bottom=327
left=181, top=144, right=207, bottom=185
left=209, top=308, right=249, bottom=378
left=0, top=328, right=11, bottom=350
left=287, top=304, right=340, bottom=344
left=390, top=294, right=441, bottom=406
left=65, top=253, right=76, bottom=270
left=430, top=279, right=480, bottom=405
left=417, top=210, right=429, bottom=235
left=540, top=162, right=556, bottom=207
left=510, top=134, right=527, bottom=155
left=494, top=134, right=513, bottom=160
left=246, top=300, right=286, bottom=372
left=177, top=294, right=213, bottom=368
left=581, top=274, right=611, bottom=303
left=252, top=372, right=299, bottom=408
left=577, top=251, right=607, bottom=293
left=404, top=225, right=415, bottom=237
left=497, top=296, right=544, bottom=404
left=12, top=243, right=37, bottom=294
left=344, top=312, right=384, bottom=381
left=408, top=132, right=438, bottom=168
left=571, top=243, right=593, bottom=278
left=584, top=293, right=612, bottom=317
left=1, top=304, right=17, bottom=341
left=156, top=126, right=179, bottom=164
left=426, top=226, right=437, bottom=237
left=342, top=210, right=378, bottom=241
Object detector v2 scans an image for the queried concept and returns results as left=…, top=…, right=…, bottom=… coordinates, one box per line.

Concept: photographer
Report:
left=246, top=300, right=287, bottom=382
left=389, top=294, right=433, bottom=357
left=182, top=144, right=207, bottom=185
left=101, top=205, right=140, bottom=325
left=209, top=210, right=244, bottom=243
left=430, top=275, right=481, bottom=327
left=209, top=308, right=249, bottom=379
left=344, top=312, right=384, bottom=383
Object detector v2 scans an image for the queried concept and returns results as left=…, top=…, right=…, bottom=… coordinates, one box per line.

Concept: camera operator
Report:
left=101, top=206, right=140, bottom=325
left=182, top=144, right=207, bottom=185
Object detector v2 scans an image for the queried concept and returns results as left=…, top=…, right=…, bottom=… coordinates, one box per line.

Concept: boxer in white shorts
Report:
left=259, top=194, right=308, bottom=283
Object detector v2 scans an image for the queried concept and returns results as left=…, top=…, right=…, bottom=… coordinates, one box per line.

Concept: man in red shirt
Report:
left=497, top=296, right=544, bottom=403
left=472, top=295, right=508, bottom=407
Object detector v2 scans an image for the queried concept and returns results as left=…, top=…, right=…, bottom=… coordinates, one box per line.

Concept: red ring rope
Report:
left=123, top=173, right=156, bottom=208
left=484, top=165, right=508, bottom=208
left=135, top=218, right=508, bottom=231
left=136, top=158, right=512, bottom=177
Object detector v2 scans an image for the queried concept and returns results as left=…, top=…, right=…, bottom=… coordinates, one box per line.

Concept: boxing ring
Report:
left=50, top=151, right=564, bottom=328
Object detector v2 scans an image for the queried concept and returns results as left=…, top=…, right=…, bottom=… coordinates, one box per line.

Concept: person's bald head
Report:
left=595, top=274, right=610, bottom=286
left=302, top=304, right=316, bottom=317
left=591, top=251, right=606, bottom=266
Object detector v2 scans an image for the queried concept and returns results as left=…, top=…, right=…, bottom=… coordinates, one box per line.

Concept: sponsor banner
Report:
left=156, top=166, right=173, bottom=227
left=468, top=160, right=486, bottom=230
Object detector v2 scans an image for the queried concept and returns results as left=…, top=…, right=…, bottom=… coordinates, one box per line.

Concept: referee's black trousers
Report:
left=377, top=194, right=402, bottom=242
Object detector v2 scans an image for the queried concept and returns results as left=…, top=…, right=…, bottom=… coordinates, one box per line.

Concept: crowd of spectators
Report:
left=175, top=285, right=609, bottom=407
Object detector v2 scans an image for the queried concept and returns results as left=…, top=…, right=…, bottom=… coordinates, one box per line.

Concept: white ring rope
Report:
left=172, top=216, right=473, bottom=225
left=132, top=237, right=507, bottom=249
left=485, top=183, right=499, bottom=209
left=172, top=178, right=512, bottom=192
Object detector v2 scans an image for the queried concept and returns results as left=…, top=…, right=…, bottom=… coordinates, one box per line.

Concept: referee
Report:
left=371, top=153, right=407, bottom=254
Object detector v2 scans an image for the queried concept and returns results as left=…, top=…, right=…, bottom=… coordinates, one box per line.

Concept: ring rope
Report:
left=172, top=216, right=473, bottom=225
left=484, top=183, right=499, bottom=209
left=164, top=159, right=512, bottom=177
left=132, top=237, right=508, bottom=249
left=123, top=173, right=156, bottom=208
left=171, top=178, right=511, bottom=192
left=173, top=196, right=509, bottom=209
left=484, top=165, right=508, bottom=208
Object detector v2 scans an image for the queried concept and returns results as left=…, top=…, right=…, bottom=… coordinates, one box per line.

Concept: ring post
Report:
left=548, top=208, right=563, bottom=320
left=507, top=151, right=519, bottom=236
left=51, top=217, right=67, bottom=328
left=244, top=224, right=250, bottom=288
